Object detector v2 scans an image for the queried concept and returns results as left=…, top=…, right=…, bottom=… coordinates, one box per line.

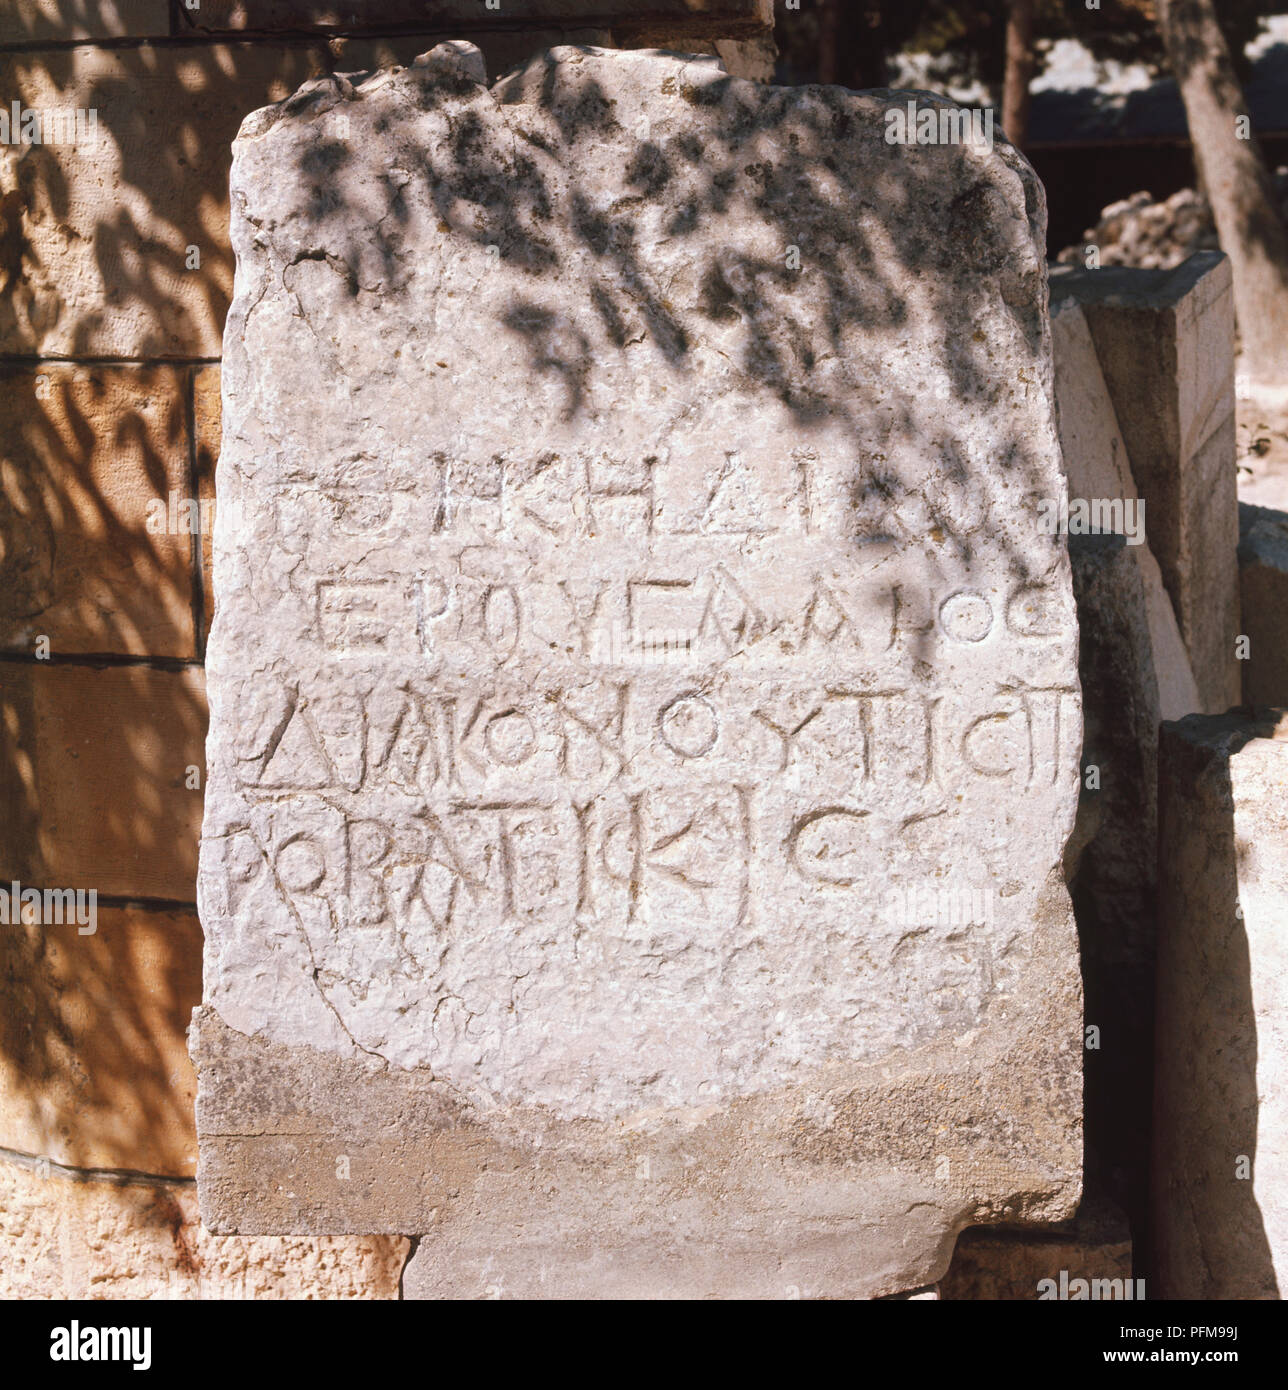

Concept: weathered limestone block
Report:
left=1154, top=709, right=1288, bottom=1299
left=1050, top=299, right=1199, bottom=721
left=0, top=1160, right=407, bottom=1300
left=940, top=1198, right=1132, bottom=1300
left=197, top=43, right=1083, bottom=1298
left=1050, top=254, right=1239, bottom=713
left=1238, top=503, right=1288, bottom=706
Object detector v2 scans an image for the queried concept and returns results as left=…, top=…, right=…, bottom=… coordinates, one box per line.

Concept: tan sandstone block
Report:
left=0, top=3, right=171, bottom=43
left=0, top=364, right=196, bottom=659
left=1154, top=709, right=1288, bottom=1298
left=0, top=906, right=201, bottom=1177
left=0, top=1160, right=408, bottom=1299
left=0, top=663, right=206, bottom=902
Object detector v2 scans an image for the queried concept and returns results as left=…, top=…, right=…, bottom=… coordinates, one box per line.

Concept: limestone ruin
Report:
left=194, top=43, right=1083, bottom=1298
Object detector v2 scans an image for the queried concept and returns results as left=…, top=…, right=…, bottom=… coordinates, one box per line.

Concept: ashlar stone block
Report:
left=1050, top=254, right=1239, bottom=713
left=1050, top=298, right=1199, bottom=721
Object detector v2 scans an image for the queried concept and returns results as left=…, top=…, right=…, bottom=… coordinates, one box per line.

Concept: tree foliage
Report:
left=774, top=0, right=1279, bottom=91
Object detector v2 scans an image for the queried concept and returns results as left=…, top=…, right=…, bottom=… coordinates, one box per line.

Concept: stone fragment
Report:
left=0, top=364, right=197, bottom=658
left=0, top=663, right=206, bottom=901
left=1051, top=253, right=1239, bottom=713
left=1050, top=298, right=1199, bottom=720
left=0, top=1159, right=407, bottom=1300
left=708, top=36, right=778, bottom=82
left=645, top=35, right=779, bottom=83
left=1154, top=709, right=1288, bottom=1299
left=1237, top=503, right=1288, bottom=705
left=197, top=44, right=1082, bottom=1298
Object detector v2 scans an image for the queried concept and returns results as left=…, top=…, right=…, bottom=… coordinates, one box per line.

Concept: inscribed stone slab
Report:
left=196, top=43, right=1082, bottom=1298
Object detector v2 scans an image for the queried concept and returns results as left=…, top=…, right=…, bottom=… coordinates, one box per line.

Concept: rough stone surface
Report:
left=1154, top=709, right=1288, bottom=1299
left=197, top=44, right=1082, bottom=1297
left=1067, top=535, right=1160, bottom=1228
left=0, top=907, right=201, bottom=1178
left=1050, top=299, right=1199, bottom=721
left=0, top=35, right=607, bottom=358
left=1067, top=535, right=1160, bottom=955
left=1238, top=503, right=1288, bottom=706
left=939, top=1198, right=1132, bottom=1300
left=0, top=1, right=170, bottom=43
left=1050, top=254, right=1239, bottom=714
left=0, top=663, right=206, bottom=902
left=194, top=363, right=222, bottom=652
left=0, top=364, right=197, bottom=659
left=0, top=1159, right=407, bottom=1300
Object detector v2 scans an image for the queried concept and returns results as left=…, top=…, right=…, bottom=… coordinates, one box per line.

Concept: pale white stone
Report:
left=198, top=43, right=1082, bottom=1294
left=1051, top=298, right=1199, bottom=721
left=1050, top=255, right=1239, bottom=713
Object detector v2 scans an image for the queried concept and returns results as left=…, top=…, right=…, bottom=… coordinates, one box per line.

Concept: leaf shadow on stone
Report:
left=275, top=50, right=1070, bottom=651
left=0, top=34, right=431, bottom=1190
left=0, top=30, right=1073, bottom=1218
